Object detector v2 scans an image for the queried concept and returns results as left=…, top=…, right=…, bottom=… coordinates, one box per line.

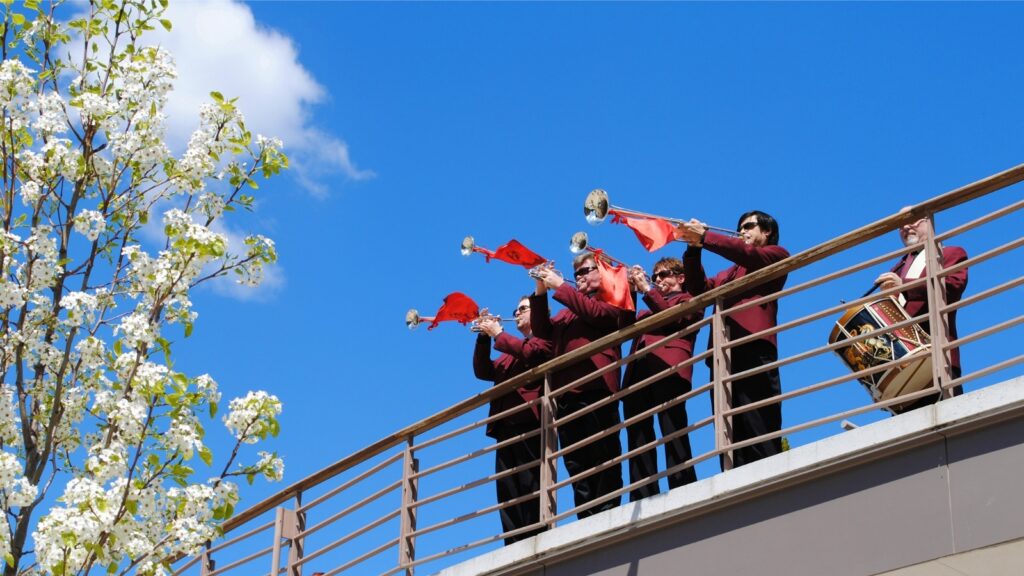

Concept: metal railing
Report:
left=174, top=164, right=1024, bottom=576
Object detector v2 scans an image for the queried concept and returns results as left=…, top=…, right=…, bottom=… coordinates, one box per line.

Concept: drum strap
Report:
left=899, top=251, right=927, bottom=306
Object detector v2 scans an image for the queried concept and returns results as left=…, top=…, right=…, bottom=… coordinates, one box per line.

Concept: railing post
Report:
left=923, top=214, right=953, bottom=399
left=398, top=436, right=418, bottom=575
left=539, top=372, right=558, bottom=529
left=712, top=301, right=734, bottom=471
left=287, top=492, right=305, bottom=576
left=200, top=543, right=214, bottom=576
left=270, top=506, right=299, bottom=576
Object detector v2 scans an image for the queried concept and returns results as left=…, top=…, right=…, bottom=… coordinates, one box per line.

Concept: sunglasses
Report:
left=739, top=222, right=759, bottom=232
left=513, top=305, right=530, bottom=316
left=652, top=270, right=681, bottom=281
left=574, top=266, right=597, bottom=278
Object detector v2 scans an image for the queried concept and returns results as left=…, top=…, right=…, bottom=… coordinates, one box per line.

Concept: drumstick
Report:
left=861, top=282, right=881, bottom=298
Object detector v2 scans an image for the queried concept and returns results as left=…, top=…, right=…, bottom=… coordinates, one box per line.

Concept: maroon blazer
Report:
left=684, top=231, right=790, bottom=349
left=890, top=245, right=968, bottom=373
left=530, top=283, right=631, bottom=395
left=622, top=289, right=705, bottom=387
left=473, top=331, right=553, bottom=438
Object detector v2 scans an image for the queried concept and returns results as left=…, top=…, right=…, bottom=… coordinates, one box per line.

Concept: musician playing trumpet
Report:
left=677, top=211, right=789, bottom=469
left=530, top=254, right=632, bottom=518
left=472, top=298, right=553, bottom=545
left=621, top=258, right=704, bottom=500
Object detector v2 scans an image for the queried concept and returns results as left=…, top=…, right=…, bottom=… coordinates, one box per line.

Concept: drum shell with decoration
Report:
left=828, top=296, right=933, bottom=414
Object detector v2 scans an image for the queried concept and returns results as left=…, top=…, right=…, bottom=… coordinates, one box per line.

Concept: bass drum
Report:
left=829, top=296, right=933, bottom=414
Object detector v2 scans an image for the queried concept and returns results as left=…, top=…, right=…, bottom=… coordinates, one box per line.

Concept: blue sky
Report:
left=157, top=0, right=1023, bottom=554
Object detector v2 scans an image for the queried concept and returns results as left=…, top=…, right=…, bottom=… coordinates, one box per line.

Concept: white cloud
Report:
left=159, top=0, right=373, bottom=195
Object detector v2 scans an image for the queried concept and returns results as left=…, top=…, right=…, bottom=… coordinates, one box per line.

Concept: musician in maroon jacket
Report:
left=678, top=210, right=789, bottom=468
left=873, top=213, right=968, bottom=409
left=473, top=296, right=553, bottom=545
left=530, top=253, right=632, bottom=518
left=621, top=257, right=704, bottom=501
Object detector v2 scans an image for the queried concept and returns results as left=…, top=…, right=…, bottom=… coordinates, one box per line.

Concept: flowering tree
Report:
left=0, top=1, right=289, bottom=574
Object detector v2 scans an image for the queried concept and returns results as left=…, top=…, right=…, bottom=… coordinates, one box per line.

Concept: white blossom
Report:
left=73, top=209, right=106, bottom=241
left=223, top=391, right=281, bottom=444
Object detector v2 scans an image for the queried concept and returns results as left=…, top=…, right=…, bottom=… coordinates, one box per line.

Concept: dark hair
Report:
left=738, top=210, right=780, bottom=245
left=653, top=256, right=684, bottom=274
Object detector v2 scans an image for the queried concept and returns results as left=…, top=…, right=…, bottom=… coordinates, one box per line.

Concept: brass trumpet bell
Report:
left=406, top=308, right=431, bottom=330
left=460, top=236, right=475, bottom=257
left=569, top=231, right=589, bottom=254
left=584, top=189, right=610, bottom=225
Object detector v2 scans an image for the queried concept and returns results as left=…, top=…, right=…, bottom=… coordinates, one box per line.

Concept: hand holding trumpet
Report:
left=628, top=265, right=652, bottom=294
left=674, top=219, right=708, bottom=247
left=530, top=262, right=565, bottom=292
left=470, top=308, right=505, bottom=337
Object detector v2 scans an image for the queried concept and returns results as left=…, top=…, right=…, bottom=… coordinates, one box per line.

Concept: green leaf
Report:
left=139, top=210, right=148, bottom=225
left=113, top=339, right=122, bottom=356
left=125, top=499, right=138, bottom=515
left=159, top=19, right=172, bottom=31
left=147, top=453, right=160, bottom=467
left=4, top=553, right=14, bottom=568
left=210, top=91, right=224, bottom=102
left=209, top=401, right=218, bottom=418
left=11, top=13, right=24, bottom=26
left=184, top=321, right=193, bottom=338
left=199, top=446, right=212, bottom=467
left=246, top=472, right=255, bottom=486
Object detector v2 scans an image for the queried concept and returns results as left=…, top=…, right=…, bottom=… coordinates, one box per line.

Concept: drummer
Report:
left=873, top=209, right=968, bottom=408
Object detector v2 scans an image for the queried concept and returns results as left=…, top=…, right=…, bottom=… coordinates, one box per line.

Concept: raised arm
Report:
left=683, top=246, right=711, bottom=296
left=529, top=292, right=554, bottom=340
left=703, top=231, right=790, bottom=271
left=473, top=334, right=497, bottom=381
left=552, top=283, right=622, bottom=330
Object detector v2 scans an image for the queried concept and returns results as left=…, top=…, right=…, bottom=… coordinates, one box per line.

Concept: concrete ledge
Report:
left=439, top=376, right=1024, bottom=576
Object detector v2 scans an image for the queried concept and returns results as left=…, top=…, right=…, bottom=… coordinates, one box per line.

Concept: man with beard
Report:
left=873, top=211, right=968, bottom=409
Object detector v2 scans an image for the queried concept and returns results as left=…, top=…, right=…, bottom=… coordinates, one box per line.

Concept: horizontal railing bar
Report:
left=935, top=196, right=1024, bottom=243
left=298, top=450, right=404, bottom=513
left=949, top=355, right=1024, bottom=389
left=206, top=519, right=276, bottom=554
left=293, top=509, right=401, bottom=569
left=723, top=345, right=931, bottom=419
left=721, top=241, right=920, bottom=317
left=297, top=479, right=401, bottom=540
left=412, top=427, right=540, bottom=480
left=944, top=315, right=1024, bottom=351
left=724, top=310, right=931, bottom=386
left=221, top=164, right=1024, bottom=533
left=206, top=545, right=274, bottom=576
left=724, top=275, right=927, bottom=351
left=945, top=273, right=1024, bottom=315
left=318, top=536, right=399, bottom=576
left=411, top=397, right=539, bottom=452
left=171, top=554, right=201, bottom=575
left=934, top=235, right=1024, bottom=287
left=722, top=386, right=942, bottom=454
left=411, top=454, right=542, bottom=510
left=549, top=415, right=716, bottom=492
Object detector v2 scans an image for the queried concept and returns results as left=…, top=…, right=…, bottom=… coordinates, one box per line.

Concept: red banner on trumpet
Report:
left=610, top=212, right=676, bottom=252
left=428, top=292, right=480, bottom=330
left=467, top=238, right=547, bottom=268
left=592, top=249, right=635, bottom=312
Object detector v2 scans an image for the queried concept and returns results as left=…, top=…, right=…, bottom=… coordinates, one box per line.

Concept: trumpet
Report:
left=405, top=308, right=513, bottom=331
left=470, top=308, right=515, bottom=331
left=460, top=235, right=477, bottom=257
left=584, top=188, right=740, bottom=237
left=569, top=231, right=629, bottom=268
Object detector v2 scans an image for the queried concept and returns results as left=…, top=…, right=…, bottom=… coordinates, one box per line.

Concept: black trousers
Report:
left=621, top=372, right=696, bottom=501
left=555, top=392, right=623, bottom=519
left=493, top=427, right=545, bottom=545
left=713, top=341, right=783, bottom=468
